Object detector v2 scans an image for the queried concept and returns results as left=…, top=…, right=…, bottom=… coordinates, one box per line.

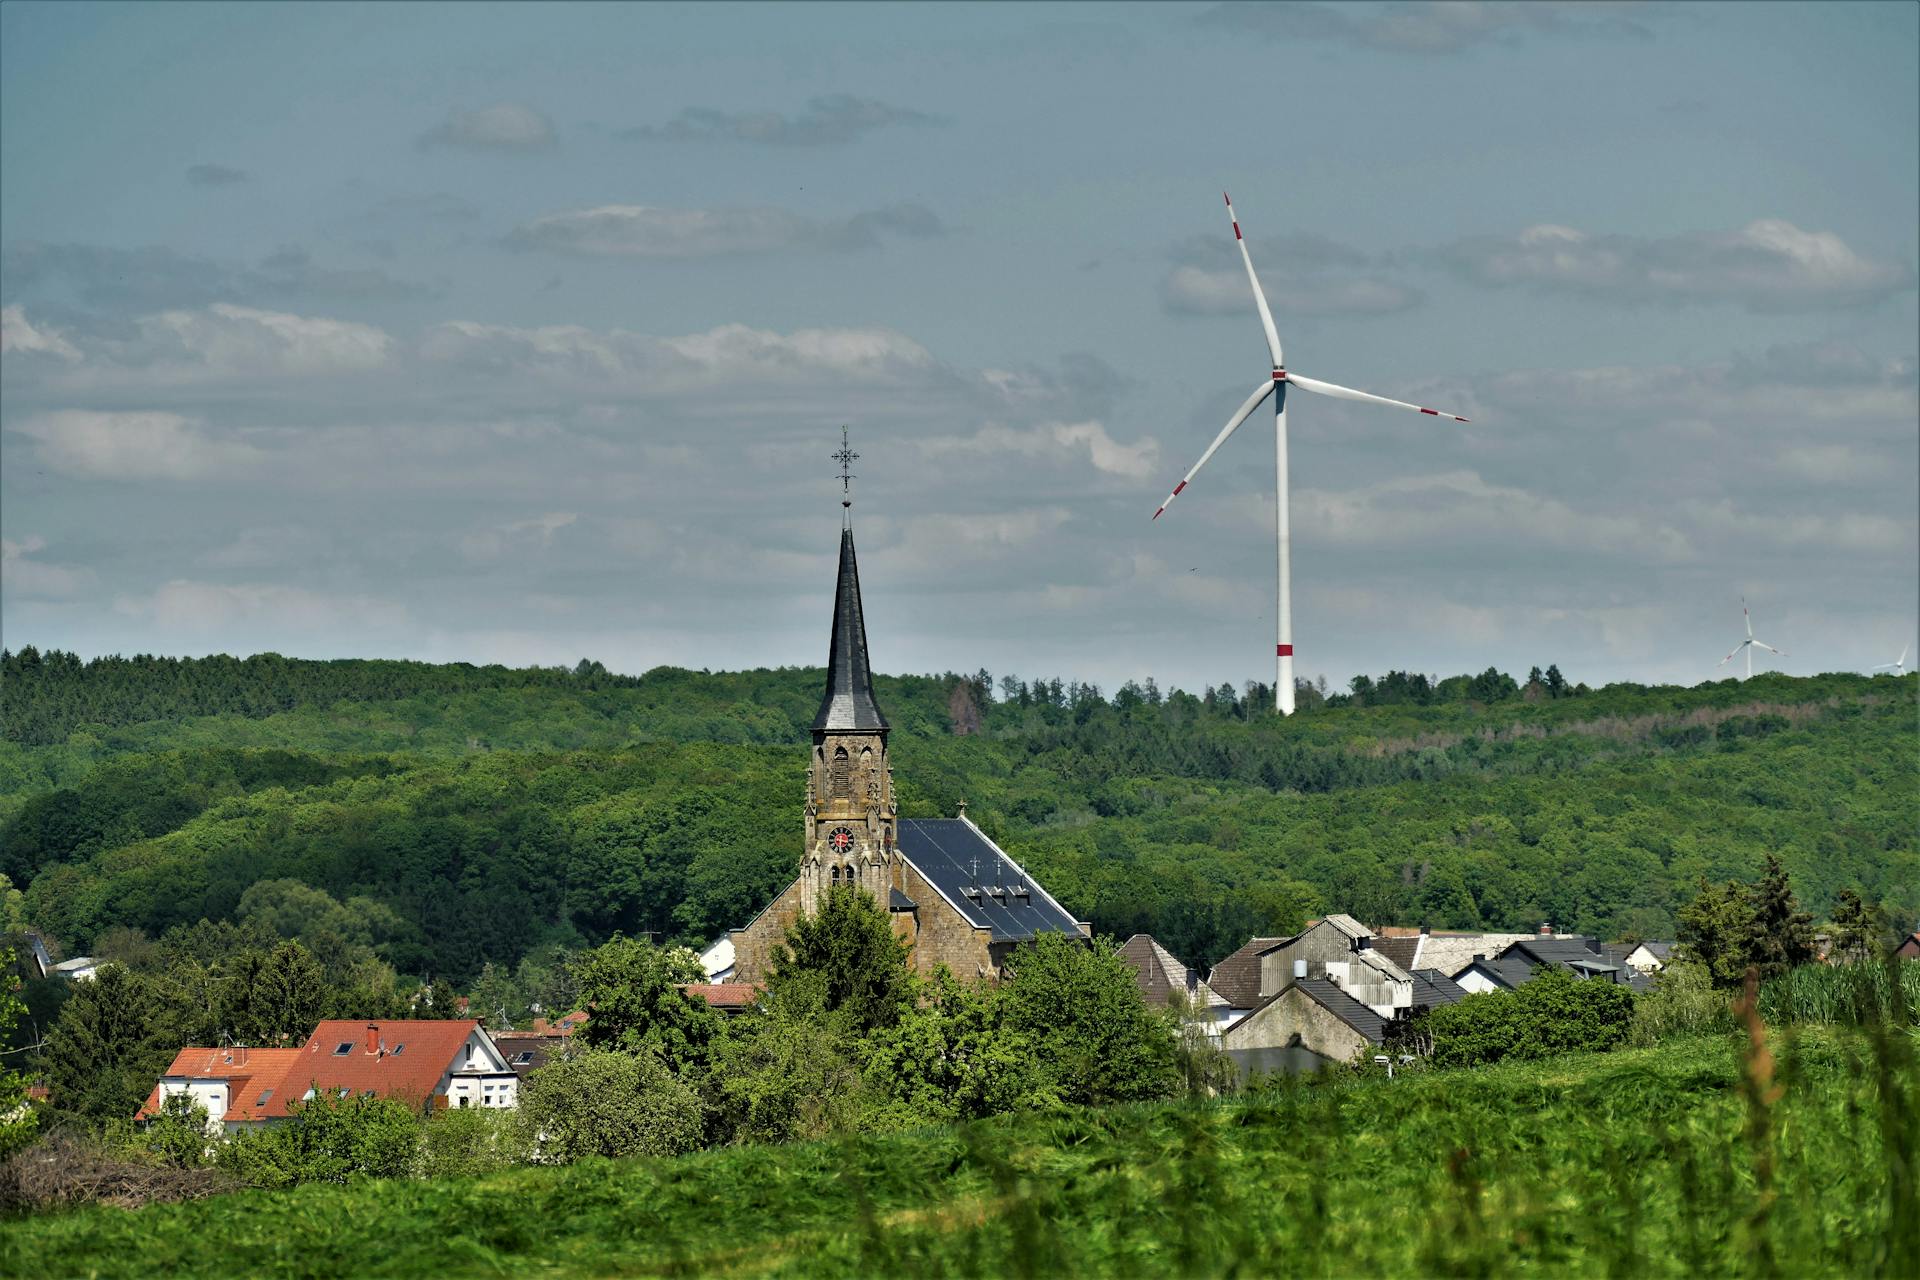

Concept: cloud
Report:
left=1432, top=220, right=1915, bottom=311
left=417, top=102, right=557, bottom=152
left=0, top=305, right=81, bottom=360
left=12, top=410, right=263, bottom=480
left=622, top=94, right=939, bottom=146
left=505, top=202, right=944, bottom=258
left=2, top=242, right=438, bottom=311
left=923, top=421, right=1159, bottom=480
left=2, top=536, right=95, bottom=598
left=1197, top=1, right=1655, bottom=54
left=1160, top=232, right=1422, bottom=317
left=459, top=511, right=579, bottom=561
left=186, top=163, right=249, bottom=186
left=113, top=580, right=411, bottom=633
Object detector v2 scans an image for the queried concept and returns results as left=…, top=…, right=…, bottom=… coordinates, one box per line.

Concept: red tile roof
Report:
left=270, top=1020, right=493, bottom=1117
left=680, top=983, right=762, bottom=1009
left=136, top=1047, right=304, bottom=1122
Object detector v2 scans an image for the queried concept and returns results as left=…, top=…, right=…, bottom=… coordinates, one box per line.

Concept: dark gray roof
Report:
left=1465, top=953, right=1536, bottom=989
left=1372, top=936, right=1421, bottom=972
left=895, top=818, right=1082, bottom=944
left=1206, top=936, right=1295, bottom=1010
left=812, top=527, right=888, bottom=733
left=1294, top=977, right=1388, bottom=1044
left=1410, top=969, right=1468, bottom=1010
left=888, top=887, right=916, bottom=912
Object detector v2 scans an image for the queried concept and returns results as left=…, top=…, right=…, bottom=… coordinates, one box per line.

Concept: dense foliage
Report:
left=1422, top=969, right=1637, bottom=1067
left=3, top=652, right=1914, bottom=986
left=6, top=1029, right=1912, bottom=1277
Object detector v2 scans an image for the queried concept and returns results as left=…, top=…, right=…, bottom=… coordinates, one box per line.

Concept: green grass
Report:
left=7, top=1030, right=1913, bottom=1278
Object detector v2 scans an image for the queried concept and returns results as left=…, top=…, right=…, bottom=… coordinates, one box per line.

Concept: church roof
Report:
left=813, top=526, right=889, bottom=733
left=896, top=818, right=1084, bottom=944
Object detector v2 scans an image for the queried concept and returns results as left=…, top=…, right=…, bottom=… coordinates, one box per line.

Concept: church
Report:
left=729, top=511, right=1089, bottom=983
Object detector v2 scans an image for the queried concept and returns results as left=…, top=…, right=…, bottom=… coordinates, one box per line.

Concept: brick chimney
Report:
left=1538, top=922, right=1553, bottom=935
left=365, top=1023, right=380, bottom=1055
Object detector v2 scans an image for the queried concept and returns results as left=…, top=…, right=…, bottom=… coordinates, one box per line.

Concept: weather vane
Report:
left=832, top=425, right=859, bottom=522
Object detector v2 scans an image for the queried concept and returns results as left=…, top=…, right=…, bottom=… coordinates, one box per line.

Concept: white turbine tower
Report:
left=1718, top=598, right=1786, bottom=679
left=1153, top=193, right=1470, bottom=715
left=1871, top=644, right=1909, bottom=676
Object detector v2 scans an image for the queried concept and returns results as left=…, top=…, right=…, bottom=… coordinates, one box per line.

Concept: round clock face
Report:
left=828, top=826, right=856, bottom=854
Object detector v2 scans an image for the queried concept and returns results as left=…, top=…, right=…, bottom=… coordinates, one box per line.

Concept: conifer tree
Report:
left=43, top=964, right=173, bottom=1123
left=1747, top=853, right=1817, bottom=978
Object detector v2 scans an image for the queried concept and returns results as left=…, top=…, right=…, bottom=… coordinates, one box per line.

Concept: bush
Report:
left=1426, top=969, right=1635, bottom=1068
left=137, top=1095, right=211, bottom=1168
left=515, top=1049, right=703, bottom=1163
left=1630, top=961, right=1733, bottom=1045
left=0, top=1131, right=233, bottom=1212
left=1002, top=934, right=1182, bottom=1106
left=215, top=1093, right=420, bottom=1188
left=416, top=1105, right=522, bottom=1179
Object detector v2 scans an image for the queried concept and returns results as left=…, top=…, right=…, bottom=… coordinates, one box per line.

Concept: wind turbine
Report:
left=1871, top=644, right=1909, bottom=676
left=1152, top=193, right=1470, bottom=715
left=1718, top=598, right=1786, bottom=679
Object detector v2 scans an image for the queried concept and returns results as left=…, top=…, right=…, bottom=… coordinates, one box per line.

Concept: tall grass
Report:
left=6, top=1029, right=1914, bottom=1278
left=1759, top=959, right=1920, bottom=1027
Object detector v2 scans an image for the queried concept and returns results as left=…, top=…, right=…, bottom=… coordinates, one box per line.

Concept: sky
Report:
left=2, top=0, right=1916, bottom=696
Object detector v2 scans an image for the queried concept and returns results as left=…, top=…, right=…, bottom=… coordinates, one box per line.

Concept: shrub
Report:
left=137, top=1095, right=211, bottom=1168
left=1001, top=934, right=1181, bottom=1106
left=514, top=1049, right=703, bottom=1163
left=1426, top=969, right=1635, bottom=1068
left=215, top=1092, right=420, bottom=1188
left=416, top=1105, right=522, bottom=1179
left=1630, top=961, right=1733, bottom=1045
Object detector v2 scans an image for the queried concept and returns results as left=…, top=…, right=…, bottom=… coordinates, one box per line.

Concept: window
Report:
left=256, top=1089, right=273, bottom=1106
left=391, top=1043, right=405, bottom=1056
left=333, top=1042, right=354, bottom=1056
left=513, top=1051, right=533, bottom=1065
left=831, top=866, right=840, bottom=885
left=830, top=746, right=851, bottom=798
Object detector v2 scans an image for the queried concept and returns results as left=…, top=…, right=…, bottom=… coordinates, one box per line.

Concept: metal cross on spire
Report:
left=832, top=426, right=859, bottom=525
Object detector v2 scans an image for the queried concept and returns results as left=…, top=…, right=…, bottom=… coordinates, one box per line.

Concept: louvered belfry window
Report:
left=830, top=746, right=851, bottom=799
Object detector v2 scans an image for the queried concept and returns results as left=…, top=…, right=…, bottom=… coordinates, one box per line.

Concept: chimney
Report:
left=1355, top=936, right=1371, bottom=951
left=1539, top=922, right=1553, bottom=936
left=1420, top=923, right=1431, bottom=936
left=1587, top=936, right=1603, bottom=955
left=957, top=799, right=968, bottom=818
left=365, top=1023, right=380, bottom=1055
left=1473, top=953, right=1486, bottom=964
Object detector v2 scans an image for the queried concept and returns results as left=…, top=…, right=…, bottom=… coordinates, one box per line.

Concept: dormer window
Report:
left=333, top=1042, right=354, bottom=1056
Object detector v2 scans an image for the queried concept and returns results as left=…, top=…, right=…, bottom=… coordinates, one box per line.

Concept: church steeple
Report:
left=812, top=527, right=888, bottom=733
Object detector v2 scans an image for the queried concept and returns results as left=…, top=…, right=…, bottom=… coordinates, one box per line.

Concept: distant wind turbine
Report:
left=1718, top=598, right=1786, bottom=679
left=1871, top=644, right=1909, bottom=676
left=1152, top=194, right=1469, bottom=716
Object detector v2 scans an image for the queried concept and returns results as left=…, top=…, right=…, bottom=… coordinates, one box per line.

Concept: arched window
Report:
left=830, top=746, right=851, bottom=799
left=830, top=866, right=840, bottom=885
left=844, top=864, right=858, bottom=887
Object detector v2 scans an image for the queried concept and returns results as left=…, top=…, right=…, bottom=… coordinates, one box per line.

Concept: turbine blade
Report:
left=1287, top=372, right=1470, bottom=422
left=1719, top=640, right=1748, bottom=666
left=1744, top=598, right=1753, bottom=640
left=1901, top=643, right=1910, bottom=665
left=1225, top=192, right=1283, bottom=369
left=1754, top=642, right=1785, bottom=656
left=1152, top=379, right=1277, bottom=520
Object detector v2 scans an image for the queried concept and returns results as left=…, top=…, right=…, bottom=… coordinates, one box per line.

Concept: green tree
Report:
left=0, top=948, right=36, bottom=1157
left=417, top=1105, right=521, bottom=1178
left=1748, top=853, right=1817, bottom=980
left=769, top=886, right=912, bottom=1035
left=468, top=961, right=519, bottom=1029
left=43, top=964, right=175, bottom=1125
left=861, top=968, right=1054, bottom=1124
left=1426, top=969, right=1636, bottom=1067
left=254, top=941, right=328, bottom=1042
left=514, top=1048, right=704, bottom=1163
left=572, top=936, right=720, bottom=1069
left=1828, top=888, right=1886, bottom=962
left=707, top=978, right=866, bottom=1144
left=139, top=1093, right=211, bottom=1168
left=217, top=1091, right=421, bottom=1188
left=1677, top=876, right=1760, bottom=988
left=1001, top=934, right=1180, bottom=1107
left=424, top=977, right=458, bottom=1019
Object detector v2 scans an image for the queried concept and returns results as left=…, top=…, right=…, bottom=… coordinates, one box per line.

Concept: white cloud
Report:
left=1436, top=220, right=1915, bottom=311
left=2, top=535, right=95, bottom=598
left=506, top=203, right=942, bottom=257
left=13, top=410, right=262, bottom=480
left=0, top=306, right=81, bottom=361
left=1162, top=265, right=1421, bottom=316
left=418, top=102, right=557, bottom=152
left=113, top=580, right=411, bottom=633
left=924, top=421, right=1159, bottom=479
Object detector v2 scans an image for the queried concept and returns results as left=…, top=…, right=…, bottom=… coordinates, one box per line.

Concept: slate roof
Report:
left=272, top=1020, right=498, bottom=1117
left=1372, top=936, right=1422, bottom=972
left=1410, top=969, right=1469, bottom=1010
left=137, top=1047, right=304, bottom=1123
left=1295, top=977, right=1388, bottom=1044
left=1464, top=953, right=1536, bottom=989
left=1207, top=936, right=1294, bottom=1010
left=895, top=818, right=1084, bottom=943
left=1635, top=941, right=1675, bottom=961
left=1471, top=938, right=1652, bottom=992
left=812, top=527, right=888, bottom=733
left=488, top=1031, right=567, bottom=1076
left=1117, top=934, right=1228, bottom=1011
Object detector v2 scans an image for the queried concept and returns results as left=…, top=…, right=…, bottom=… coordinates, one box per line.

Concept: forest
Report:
left=2, top=647, right=1914, bottom=987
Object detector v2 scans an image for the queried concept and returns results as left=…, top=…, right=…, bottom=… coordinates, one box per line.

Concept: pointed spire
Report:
left=813, top=525, right=888, bottom=733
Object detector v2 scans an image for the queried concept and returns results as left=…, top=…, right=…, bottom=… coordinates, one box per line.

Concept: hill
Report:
left=4, top=1031, right=1910, bottom=1277
left=2, top=649, right=1914, bottom=979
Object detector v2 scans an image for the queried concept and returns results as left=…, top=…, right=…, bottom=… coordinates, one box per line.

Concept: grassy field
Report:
left=6, top=1029, right=1913, bottom=1279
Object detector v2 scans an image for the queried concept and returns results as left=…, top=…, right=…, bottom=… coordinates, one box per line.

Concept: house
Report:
left=49, top=956, right=101, bottom=982
left=1409, top=968, right=1469, bottom=1012
left=1220, top=977, right=1389, bottom=1077
left=730, top=520, right=1088, bottom=983
left=699, top=935, right=736, bottom=983
left=1456, top=937, right=1650, bottom=994
left=1116, top=935, right=1233, bottom=1036
left=1205, top=936, right=1296, bottom=1021
left=136, top=1047, right=305, bottom=1133
left=529, top=1010, right=589, bottom=1037
left=1623, top=941, right=1673, bottom=973
left=1895, top=932, right=1920, bottom=961
left=271, top=1020, right=520, bottom=1117
left=679, top=982, right=762, bottom=1015
left=1256, top=915, right=1414, bottom=1018
left=1366, top=926, right=1547, bottom=980
left=489, top=1031, right=568, bottom=1077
